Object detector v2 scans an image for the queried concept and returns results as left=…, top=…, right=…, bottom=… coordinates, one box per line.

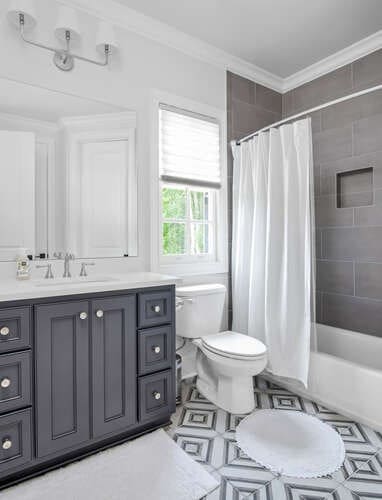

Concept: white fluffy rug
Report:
left=236, top=409, right=345, bottom=478
left=4, top=429, right=218, bottom=500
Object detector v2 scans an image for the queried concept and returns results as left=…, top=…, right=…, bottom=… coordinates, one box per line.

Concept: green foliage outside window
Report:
left=162, top=186, right=211, bottom=256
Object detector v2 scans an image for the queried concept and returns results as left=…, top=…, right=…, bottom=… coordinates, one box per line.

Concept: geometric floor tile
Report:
left=341, top=477, right=382, bottom=498
left=224, top=412, right=246, bottom=434
left=221, top=436, right=268, bottom=470
left=173, top=433, right=225, bottom=469
left=186, top=386, right=212, bottom=405
left=218, top=466, right=275, bottom=499
left=173, top=434, right=215, bottom=464
left=338, top=450, right=381, bottom=482
left=269, top=476, right=344, bottom=499
left=326, top=421, right=371, bottom=445
left=346, top=451, right=382, bottom=485
left=179, top=406, right=218, bottom=430
left=267, top=392, right=307, bottom=411
left=169, top=376, right=382, bottom=500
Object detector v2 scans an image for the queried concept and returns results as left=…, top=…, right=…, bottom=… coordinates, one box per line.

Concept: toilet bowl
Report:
left=176, top=284, right=268, bottom=414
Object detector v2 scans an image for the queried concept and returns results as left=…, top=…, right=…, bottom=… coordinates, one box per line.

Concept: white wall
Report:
left=0, top=0, right=228, bottom=322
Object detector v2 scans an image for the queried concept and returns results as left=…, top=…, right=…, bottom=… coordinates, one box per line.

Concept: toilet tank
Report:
left=176, top=284, right=226, bottom=339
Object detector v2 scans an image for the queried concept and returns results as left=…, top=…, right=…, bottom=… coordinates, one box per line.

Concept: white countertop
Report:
left=0, top=272, right=181, bottom=303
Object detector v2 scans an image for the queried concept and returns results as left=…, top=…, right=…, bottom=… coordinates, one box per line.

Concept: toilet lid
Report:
left=201, top=331, right=267, bottom=359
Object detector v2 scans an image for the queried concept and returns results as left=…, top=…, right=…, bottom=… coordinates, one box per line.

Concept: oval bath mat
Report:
left=236, top=409, right=345, bottom=478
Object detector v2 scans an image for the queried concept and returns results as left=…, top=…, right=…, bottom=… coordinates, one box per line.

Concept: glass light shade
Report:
left=54, top=5, right=81, bottom=44
left=96, top=21, right=118, bottom=54
left=7, top=0, right=37, bottom=29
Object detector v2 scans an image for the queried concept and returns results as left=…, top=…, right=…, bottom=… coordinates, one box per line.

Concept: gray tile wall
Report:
left=283, top=49, right=382, bottom=337
left=226, top=72, right=282, bottom=326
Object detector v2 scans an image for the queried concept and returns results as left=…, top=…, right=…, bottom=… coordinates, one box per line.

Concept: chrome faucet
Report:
left=54, top=252, right=75, bottom=278
left=79, top=262, right=95, bottom=277
left=36, top=263, right=54, bottom=279
left=63, top=253, right=75, bottom=278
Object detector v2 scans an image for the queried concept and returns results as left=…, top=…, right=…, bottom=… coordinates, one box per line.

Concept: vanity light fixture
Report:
left=7, top=0, right=118, bottom=71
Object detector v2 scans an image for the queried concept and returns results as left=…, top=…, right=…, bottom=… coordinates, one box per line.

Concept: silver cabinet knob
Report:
left=153, top=346, right=161, bottom=354
left=0, top=327, right=10, bottom=337
left=153, top=305, right=161, bottom=313
left=79, top=312, right=88, bottom=320
left=0, top=378, right=10, bottom=389
left=96, top=310, right=104, bottom=318
left=153, top=391, right=161, bottom=400
left=2, top=439, right=12, bottom=450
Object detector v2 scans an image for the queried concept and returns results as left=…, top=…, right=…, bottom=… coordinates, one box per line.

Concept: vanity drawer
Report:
left=0, top=409, right=32, bottom=476
left=0, top=352, right=31, bottom=414
left=138, top=326, right=173, bottom=376
left=138, top=290, right=172, bottom=328
left=138, top=369, right=175, bottom=422
left=0, top=307, right=31, bottom=354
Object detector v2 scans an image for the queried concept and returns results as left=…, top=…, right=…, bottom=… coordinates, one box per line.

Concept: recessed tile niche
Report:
left=336, top=167, right=374, bottom=208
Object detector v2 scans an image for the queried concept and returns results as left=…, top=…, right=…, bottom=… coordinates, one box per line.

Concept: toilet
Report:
left=176, top=284, right=268, bottom=414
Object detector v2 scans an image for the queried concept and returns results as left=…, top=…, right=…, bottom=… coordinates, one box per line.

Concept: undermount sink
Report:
left=33, top=276, right=117, bottom=287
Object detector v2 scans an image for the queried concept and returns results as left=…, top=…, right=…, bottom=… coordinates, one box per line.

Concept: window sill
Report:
left=158, top=260, right=228, bottom=277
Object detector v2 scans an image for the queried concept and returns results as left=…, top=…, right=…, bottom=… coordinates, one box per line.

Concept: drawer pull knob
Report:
left=153, top=346, right=161, bottom=354
left=0, top=327, right=10, bottom=337
left=0, top=378, right=10, bottom=389
left=153, top=305, right=161, bottom=313
left=96, top=310, right=104, bottom=318
left=153, top=391, right=161, bottom=400
left=79, top=312, right=88, bottom=320
left=2, top=439, right=12, bottom=450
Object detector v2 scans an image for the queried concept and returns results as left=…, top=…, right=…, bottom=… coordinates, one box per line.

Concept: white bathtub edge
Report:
left=263, top=371, right=382, bottom=434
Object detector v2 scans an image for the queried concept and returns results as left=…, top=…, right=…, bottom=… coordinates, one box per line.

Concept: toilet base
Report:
left=196, top=375, right=255, bottom=414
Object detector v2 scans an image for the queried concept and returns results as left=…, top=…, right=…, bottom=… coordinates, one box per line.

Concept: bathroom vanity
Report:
left=0, top=274, right=177, bottom=488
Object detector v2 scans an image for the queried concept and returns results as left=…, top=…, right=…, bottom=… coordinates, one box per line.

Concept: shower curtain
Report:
left=231, top=118, right=315, bottom=387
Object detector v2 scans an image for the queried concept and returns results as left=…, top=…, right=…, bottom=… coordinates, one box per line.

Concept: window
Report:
left=159, top=104, right=222, bottom=265
left=162, top=185, right=214, bottom=257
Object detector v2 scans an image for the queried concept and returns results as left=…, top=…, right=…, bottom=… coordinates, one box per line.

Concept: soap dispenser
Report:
left=16, top=249, right=31, bottom=281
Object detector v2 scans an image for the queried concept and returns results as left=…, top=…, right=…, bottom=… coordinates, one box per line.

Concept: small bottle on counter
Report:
left=16, top=249, right=31, bottom=281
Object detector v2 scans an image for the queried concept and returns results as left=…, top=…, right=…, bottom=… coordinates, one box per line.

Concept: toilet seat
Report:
left=201, top=331, right=267, bottom=361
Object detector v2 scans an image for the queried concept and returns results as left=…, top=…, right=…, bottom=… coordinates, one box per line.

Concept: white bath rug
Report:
left=236, top=409, right=345, bottom=478
left=3, top=429, right=219, bottom=500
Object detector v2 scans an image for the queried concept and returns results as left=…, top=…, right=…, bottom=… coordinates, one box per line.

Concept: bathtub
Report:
left=268, top=324, right=382, bottom=432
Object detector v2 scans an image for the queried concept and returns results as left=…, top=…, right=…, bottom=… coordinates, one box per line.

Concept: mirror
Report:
left=0, top=78, right=137, bottom=261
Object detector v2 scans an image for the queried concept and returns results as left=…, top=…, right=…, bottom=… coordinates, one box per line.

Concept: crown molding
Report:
left=59, top=0, right=381, bottom=94
left=282, top=30, right=382, bottom=93
left=60, top=0, right=283, bottom=92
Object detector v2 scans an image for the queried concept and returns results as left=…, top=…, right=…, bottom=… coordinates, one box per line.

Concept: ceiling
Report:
left=114, top=0, right=382, bottom=77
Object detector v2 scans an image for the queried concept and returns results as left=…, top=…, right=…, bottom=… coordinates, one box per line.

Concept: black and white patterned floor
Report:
left=168, top=376, right=382, bottom=500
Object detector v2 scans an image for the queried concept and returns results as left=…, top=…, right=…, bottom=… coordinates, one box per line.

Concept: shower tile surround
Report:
left=226, top=73, right=283, bottom=325
left=169, top=376, right=382, bottom=499
left=283, top=48, right=382, bottom=337
left=227, top=49, right=382, bottom=337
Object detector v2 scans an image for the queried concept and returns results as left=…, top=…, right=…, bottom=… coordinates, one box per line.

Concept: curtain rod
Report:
left=235, top=83, right=382, bottom=146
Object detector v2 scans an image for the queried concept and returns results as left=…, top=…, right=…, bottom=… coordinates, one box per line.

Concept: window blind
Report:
left=159, top=104, right=221, bottom=189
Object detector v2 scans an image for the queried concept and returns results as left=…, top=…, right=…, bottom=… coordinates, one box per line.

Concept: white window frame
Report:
left=150, top=90, right=228, bottom=276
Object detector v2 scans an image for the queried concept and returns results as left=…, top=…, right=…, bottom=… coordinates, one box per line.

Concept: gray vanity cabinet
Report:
left=0, top=284, right=175, bottom=489
left=92, top=295, right=137, bottom=438
left=35, top=301, right=91, bottom=458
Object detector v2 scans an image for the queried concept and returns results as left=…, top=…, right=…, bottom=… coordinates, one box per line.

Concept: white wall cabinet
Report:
left=65, top=112, right=137, bottom=259
left=0, top=131, right=35, bottom=260
left=80, top=140, right=129, bottom=258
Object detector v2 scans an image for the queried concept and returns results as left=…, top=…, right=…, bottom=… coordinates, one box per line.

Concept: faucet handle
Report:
left=79, top=262, right=95, bottom=277
left=36, top=263, right=54, bottom=279
left=53, top=252, right=63, bottom=260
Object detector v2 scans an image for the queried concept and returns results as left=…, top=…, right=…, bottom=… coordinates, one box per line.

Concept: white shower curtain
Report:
left=231, top=118, right=315, bottom=387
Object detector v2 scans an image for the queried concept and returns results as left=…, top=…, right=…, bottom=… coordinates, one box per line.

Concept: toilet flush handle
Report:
left=176, top=297, right=193, bottom=310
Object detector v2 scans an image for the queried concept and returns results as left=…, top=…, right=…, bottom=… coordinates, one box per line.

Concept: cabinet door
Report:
left=92, top=295, right=137, bottom=438
left=35, top=301, right=90, bottom=458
